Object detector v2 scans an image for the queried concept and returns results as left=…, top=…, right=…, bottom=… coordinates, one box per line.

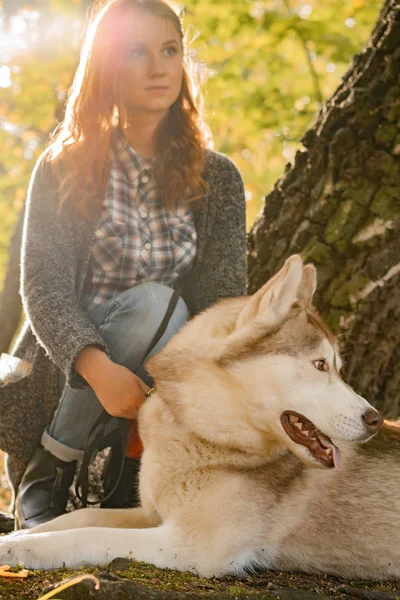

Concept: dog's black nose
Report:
left=362, top=408, right=383, bottom=433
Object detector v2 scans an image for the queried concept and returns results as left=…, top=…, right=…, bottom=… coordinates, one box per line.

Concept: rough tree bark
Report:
left=248, top=0, right=400, bottom=418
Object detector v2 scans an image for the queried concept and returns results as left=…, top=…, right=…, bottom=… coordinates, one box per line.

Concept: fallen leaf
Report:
left=0, top=564, right=29, bottom=578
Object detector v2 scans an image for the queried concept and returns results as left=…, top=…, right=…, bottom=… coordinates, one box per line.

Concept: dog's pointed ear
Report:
left=237, top=255, right=303, bottom=329
left=297, top=264, right=317, bottom=307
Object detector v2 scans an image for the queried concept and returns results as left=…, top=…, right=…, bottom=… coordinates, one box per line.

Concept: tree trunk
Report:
left=0, top=208, right=24, bottom=354
left=248, top=0, right=400, bottom=418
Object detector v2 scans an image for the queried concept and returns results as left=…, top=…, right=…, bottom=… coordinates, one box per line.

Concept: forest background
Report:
left=0, top=0, right=382, bottom=511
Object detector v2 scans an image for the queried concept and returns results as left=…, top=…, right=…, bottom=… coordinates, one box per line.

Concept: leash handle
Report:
left=75, top=288, right=181, bottom=507
left=74, top=411, right=113, bottom=506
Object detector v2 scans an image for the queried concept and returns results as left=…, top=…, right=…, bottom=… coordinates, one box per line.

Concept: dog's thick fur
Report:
left=2, top=255, right=399, bottom=579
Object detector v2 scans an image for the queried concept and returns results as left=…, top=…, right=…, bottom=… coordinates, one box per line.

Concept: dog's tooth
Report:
left=290, top=415, right=299, bottom=423
left=326, top=448, right=332, bottom=455
left=295, top=422, right=302, bottom=430
left=303, top=430, right=309, bottom=437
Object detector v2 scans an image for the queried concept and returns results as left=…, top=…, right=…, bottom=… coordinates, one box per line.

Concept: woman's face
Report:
left=117, top=9, right=184, bottom=117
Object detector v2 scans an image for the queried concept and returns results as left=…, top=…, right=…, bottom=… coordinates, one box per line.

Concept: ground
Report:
left=0, top=557, right=399, bottom=600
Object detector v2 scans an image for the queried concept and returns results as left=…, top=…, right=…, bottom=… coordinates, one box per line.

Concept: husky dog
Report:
left=1, top=255, right=399, bottom=579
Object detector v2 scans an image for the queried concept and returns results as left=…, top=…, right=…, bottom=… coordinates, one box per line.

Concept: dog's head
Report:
left=217, top=255, right=382, bottom=469
left=148, top=255, right=382, bottom=470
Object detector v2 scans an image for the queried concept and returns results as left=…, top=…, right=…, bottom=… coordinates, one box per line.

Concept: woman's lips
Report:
left=145, top=86, right=169, bottom=92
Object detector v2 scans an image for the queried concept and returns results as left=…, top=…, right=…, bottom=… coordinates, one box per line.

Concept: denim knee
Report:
left=90, top=283, right=188, bottom=369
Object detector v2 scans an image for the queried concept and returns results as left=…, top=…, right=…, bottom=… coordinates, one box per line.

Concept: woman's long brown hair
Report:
left=48, top=0, right=212, bottom=219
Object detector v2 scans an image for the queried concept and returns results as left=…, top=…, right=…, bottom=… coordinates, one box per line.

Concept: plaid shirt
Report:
left=84, top=131, right=197, bottom=306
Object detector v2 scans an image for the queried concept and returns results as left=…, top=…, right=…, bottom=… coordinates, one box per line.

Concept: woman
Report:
left=0, top=0, right=246, bottom=529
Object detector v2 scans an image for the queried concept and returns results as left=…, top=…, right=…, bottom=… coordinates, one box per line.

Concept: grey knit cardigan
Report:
left=0, top=148, right=247, bottom=502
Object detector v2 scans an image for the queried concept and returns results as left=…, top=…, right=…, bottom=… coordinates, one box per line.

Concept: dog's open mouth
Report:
left=281, top=411, right=342, bottom=470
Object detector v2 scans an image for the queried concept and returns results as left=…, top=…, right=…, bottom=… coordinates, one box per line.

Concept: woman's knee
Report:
left=123, top=282, right=188, bottom=329
left=94, top=283, right=188, bottom=367
left=141, top=283, right=188, bottom=343
left=144, top=282, right=188, bottom=327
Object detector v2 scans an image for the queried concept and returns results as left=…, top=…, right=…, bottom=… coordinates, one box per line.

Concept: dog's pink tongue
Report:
left=318, top=434, right=342, bottom=471
left=331, top=444, right=342, bottom=471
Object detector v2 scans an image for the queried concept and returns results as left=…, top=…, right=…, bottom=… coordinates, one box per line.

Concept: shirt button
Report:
left=191, top=232, right=196, bottom=240
left=140, top=210, right=147, bottom=218
left=142, top=175, right=149, bottom=183
left=144, top=242, right=151, bottom=250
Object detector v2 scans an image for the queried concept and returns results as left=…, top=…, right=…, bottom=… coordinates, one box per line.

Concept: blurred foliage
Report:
left=0, top=0, right=381, bottom=288
left=0, top=450, right=11, bottom=510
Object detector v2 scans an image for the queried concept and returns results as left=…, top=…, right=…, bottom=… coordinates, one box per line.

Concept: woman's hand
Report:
left=93, top=362, right=150, bottom=418
left=75, top=346, right=151, bottom=418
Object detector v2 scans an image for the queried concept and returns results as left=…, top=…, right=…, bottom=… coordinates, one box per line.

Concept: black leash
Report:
left=75, top=288, right=180, bottom=507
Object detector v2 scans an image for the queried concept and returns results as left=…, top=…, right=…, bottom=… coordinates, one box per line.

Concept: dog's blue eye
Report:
left=313, top=359, right=328, bottom=372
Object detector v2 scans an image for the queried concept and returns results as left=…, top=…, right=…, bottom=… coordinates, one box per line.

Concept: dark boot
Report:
left=15, top=446, right=76, bottom=530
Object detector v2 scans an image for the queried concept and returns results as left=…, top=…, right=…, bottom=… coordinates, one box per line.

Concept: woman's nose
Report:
left=147, top=54, right=166, bottom=77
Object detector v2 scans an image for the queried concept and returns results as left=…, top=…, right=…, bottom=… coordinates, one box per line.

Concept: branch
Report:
left=281, top=0, right=323, bottom=106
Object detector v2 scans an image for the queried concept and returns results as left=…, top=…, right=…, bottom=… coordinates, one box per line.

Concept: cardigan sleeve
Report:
left=182, top=152, right=247, bottom=314
left=20, top=152, right=109, bottom=388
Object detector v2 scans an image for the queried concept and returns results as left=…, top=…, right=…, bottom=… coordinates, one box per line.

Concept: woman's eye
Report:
left=163, top=46, right=178, bottom=56
left=313, top=359, right=329, bottom=372
left=131, top=48, right=145, bottom=58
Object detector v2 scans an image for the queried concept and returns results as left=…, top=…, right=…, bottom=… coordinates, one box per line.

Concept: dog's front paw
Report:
left=0, top=535, right=24, bottom=566
left=0, top=533, right=41, bottom=568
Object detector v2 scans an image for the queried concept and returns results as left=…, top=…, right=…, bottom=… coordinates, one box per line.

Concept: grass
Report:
left=0, top=561, right=400, bottom=600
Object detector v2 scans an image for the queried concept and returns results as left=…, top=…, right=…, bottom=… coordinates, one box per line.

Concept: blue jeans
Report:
left=41, top=282, right=188, bottom=462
